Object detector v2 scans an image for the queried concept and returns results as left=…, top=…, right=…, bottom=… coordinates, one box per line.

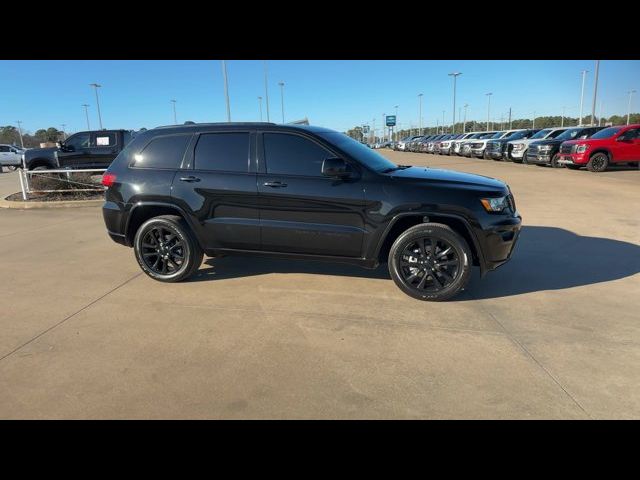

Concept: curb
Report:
left=0, top=193, right=103, bottom=209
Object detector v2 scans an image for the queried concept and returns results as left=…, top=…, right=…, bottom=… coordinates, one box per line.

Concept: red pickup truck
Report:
left=557, top=124, right=640, bottom=172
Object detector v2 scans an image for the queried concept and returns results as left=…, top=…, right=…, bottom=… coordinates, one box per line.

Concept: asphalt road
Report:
left=0, top=153, right=639, bottom=419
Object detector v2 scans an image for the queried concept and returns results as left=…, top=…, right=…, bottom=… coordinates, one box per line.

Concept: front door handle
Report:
left=263, top=181, right=288, bottom=188
left=180, top=175, right=201, bottom=182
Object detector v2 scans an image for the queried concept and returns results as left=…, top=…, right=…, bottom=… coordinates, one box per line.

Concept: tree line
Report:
left=0, top=125, right=66, bottom=148
left=346, top=113, right=640, bottom=142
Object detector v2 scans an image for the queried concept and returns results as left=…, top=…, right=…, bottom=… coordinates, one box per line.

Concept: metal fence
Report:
left=18, top=165, right=106, bottom=201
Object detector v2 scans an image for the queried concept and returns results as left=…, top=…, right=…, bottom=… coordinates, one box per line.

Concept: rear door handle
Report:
left=263, top=181, right=287, bottom=188
left=180, top=175, right=201, bottom=182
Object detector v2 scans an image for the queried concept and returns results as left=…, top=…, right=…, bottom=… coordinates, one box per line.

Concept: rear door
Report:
left=257, top=130, right=366, bottom=257
left=89, top=131, right=121, bottom=168
left=170, top=130, right=260, bottom=251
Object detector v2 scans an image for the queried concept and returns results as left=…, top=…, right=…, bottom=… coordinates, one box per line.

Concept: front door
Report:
left=257, top=131, right=366, bottom=257
left=170, top=130, right=260, bottom=251
left=57, top=131, right=92, bottom=168
left=613, top=128, right=640, bottom=162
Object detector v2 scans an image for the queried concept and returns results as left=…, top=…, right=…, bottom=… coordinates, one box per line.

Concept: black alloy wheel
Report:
left=587, top=152, right=609, bottom=172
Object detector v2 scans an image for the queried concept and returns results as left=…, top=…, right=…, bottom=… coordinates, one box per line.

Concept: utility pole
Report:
left=533, top=111, right=536, bottom=130
left=579, top=69, right=588, bottom=126
left=508, top=107, right=512, bottom=129
left=221, top=61, right=231, bottom=122
left=418, top=93, right=423, bottom=135
left=382, top=113, right=386, bottom=142
left=60, top=124, right=67, bottom=140
left=16, top=120, right=24, bottom=148
left=627, top=90, right=636, bottom=125
left=599, top=101, right=604, bottom=126
left=82, top=104, right=91, bottom=131
left=463, top=104, right=468, bottom=133
left=89, top=83, right=103, bottom=129
left=394, top=105, right=399, bottom=141
left=279, top=82, right=285, bottom=123
left=442, top=110, right=445, bottom=134
left=258, top=96, right=263, bottom=121
left=436, top=118, right=439, bottom=134
left=448, top=72, right=462, bottom=133
left=170, top=99, right=177, bottom=124
left=485, top=93, right=492, bottom=131
left=263, top=61, right=271, bottom=122
left=590, top=60, right=600, bottom=126
left=561, top=106, right=565, bottom=127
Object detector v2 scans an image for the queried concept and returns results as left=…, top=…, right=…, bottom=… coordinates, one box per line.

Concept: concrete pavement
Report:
left=0, top=153, right=638, bottom=418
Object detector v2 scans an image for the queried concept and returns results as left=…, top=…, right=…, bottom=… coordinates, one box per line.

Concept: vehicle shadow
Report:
left=188, top=226, right=640, bottom=300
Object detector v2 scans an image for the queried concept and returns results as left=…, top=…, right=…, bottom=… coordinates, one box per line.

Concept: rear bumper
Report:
left=103, top=200, right=129, bottom=246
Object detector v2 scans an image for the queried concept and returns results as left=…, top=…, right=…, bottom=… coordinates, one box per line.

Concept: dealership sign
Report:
left=385, top=115, right=396, bottom=126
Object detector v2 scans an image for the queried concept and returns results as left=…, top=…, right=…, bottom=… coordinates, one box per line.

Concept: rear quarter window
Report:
left=133, top=134, right=191, bottom=169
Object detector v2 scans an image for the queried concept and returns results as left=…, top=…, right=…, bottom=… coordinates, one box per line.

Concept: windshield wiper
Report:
left=380, top=165, right=412, bottom=173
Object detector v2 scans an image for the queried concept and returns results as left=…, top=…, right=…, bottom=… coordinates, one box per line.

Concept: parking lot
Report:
left=1, top=152, right=639, bottom=419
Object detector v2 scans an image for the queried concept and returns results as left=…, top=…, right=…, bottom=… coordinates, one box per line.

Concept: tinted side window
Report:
left=194, top=132, right=250, bottom=172
left=134, top=134, right=191, bottom=169
left=0, top=146, right=9, bottom=152
left=264, top=133, right=332, bottom=176
left=65, top=132, right=91, bottom=150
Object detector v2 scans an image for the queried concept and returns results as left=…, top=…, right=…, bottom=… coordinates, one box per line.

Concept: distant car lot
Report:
left=0, top=152, right=639, bottom=419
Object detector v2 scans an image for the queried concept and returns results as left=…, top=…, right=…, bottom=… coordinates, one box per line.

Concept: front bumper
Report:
left=556, top=152, right=588, bottom=166
left=471, top=147, right=486, bottom=157
left=510, top=149, right=525, bottom=159
left=526, top=153, right=552, bottom=165
left=478, top=213, right=522, bottom=274
left=486, top=150, right=503, bottom=159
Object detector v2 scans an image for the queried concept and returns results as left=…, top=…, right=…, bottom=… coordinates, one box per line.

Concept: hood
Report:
left=386, top=166, right=506, bottom=190
left=23, top=146, right=58, bottom=159
left=531, top=138, right=563, bottom=146
left=562, top=137, right=611, bottom=147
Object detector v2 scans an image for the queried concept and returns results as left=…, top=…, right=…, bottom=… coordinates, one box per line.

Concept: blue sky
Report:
left=1, top=60, right=638, bottom=135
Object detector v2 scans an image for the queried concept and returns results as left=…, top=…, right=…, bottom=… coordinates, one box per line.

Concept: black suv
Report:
left=526, top=126, right=605, bottom=168
left=102, top=123, right=522, bottom=301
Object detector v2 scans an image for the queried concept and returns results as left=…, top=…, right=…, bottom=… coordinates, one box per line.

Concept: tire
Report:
left=482, top=150, right=489, bottom=160
left=388, top=223, right=472, bottom=302
left=521, top=150, right=529, bottom=164
left=32, top=166, right=49, bottom=171
left=7, top=166, right=19, bottom=171
left=133, top=215, right=203, bottom=283
left=550, top=154, right=562, bottom=168
left=587, top=152, right=609, bottom=172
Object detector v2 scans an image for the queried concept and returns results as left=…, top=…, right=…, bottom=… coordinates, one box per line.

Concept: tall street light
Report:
left=463, top=104, right=468, bottom=133
left=170, top=99, right=177, bottom=124
left=442, top=110, right=445, bottom=134
left=263, top=61, right=271, bottom=122
left=485, top=93, right=493, bottom=131
left=16, top=120, right=24, bottom=148
left=82, top=104, right=91, bottom=131
left=89, top=83, right=103, bottom=130
left=394, top=105, right=399, bottom=141
left=561, top=106, right=565, bottom=127
left=258, top=96, right=263, bottom=121
left=221, top=61, right=231, bottom=122
left=579, top=69, right=588, bottom=126
left=448, top=72, right=462, bottom=133
left=590, top=60, right=600, bottom=126
left=61, top=124, right=67, bottom=140
left=627, top=90, right=636, bottom=125
left=418, top=93, right=423, bottom=135
left=278, top=81, right=285, bottom=123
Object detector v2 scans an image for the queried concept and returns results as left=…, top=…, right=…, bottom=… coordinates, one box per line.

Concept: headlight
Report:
left=512, top=143, right=524, bottom=151
left=442, top=142, right=450, bottom=147
left=480, top=196, right=509, bottom=213
left=576, top=144, right=588, bottom=153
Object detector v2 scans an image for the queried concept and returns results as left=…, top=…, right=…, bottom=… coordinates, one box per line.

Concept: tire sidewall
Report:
left=134, top=217, right=194, bottom=282
left=388, top=224, right=471, bottom=301
left=588, top=152, right=609, bottom=172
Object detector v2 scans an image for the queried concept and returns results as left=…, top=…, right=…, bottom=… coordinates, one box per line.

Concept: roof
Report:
left=153, top=122, right=335, bottom=133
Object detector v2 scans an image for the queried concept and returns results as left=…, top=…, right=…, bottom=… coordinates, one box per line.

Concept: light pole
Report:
left=418, top=93, right=423, bottom=135
left=278, top=81, right=285, bottom=123
left=258, top=96, right=263, bottom=121
left=599, top=101, right=604, bottom=126
left=533, top=111, right=536, bottom=130
left=170, top=99, right=177, bottom=124
left=579, top=69, right=588, bottom=126
left=485, top=93, right=492, bottom=131
left=561, top=106, right=565, bottom=127
left=221, top=60, right=231, bottom=122
left=508, top=107, right=512, bottom=129
left=394, top=105, right=399, bottom=141
left=82, top=104, right=91, bottom=131
left=89, top=83, right=103, bottom=129
left=263, top=61, right=271, bottom=122
left=627, top=90, right=636, bottom=125
left=463, top=104, right=468, bottom=133
left=590, top=60, right=600, bottom=126
left=60, top=124, right=67, bottom=140
left=442, top=110, right=445, bottom=134
left=16, top=120, right=24, bottom=148
left=448, top=72, right=462, bottom=133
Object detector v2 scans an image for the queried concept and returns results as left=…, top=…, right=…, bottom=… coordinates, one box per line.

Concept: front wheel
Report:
left=388, top=223, right=472, bottom=301
left=587, top=152, right=609, bottom=172
left=550, top=154, right=562, bottom=168
left=133, top=215, right=203, bottom=282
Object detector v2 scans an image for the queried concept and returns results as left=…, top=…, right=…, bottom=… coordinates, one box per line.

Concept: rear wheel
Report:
left=587, top=152, right=609, bottom=172
left=550, top=153, right=562, bottom=168
left=388, top=223, right=472, bottom=302
left=133, top=215, right=203, bottom=282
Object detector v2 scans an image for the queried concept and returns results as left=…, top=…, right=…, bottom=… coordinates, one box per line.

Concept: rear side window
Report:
left=194, top=132, right=250, bottom=172
left=134, top=134, right=191, bottom=169
left=263, top=133, right=332, bottom=177
left=95, top=132, right=117, bottom=147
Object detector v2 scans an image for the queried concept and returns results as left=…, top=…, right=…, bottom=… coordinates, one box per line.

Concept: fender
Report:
left=124, top=201, right=203, bottom=248
left=373, top=210, right=487, bottom=276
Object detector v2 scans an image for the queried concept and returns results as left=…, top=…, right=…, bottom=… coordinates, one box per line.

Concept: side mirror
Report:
left=616, top=136, right=626, bottom=142
left=322, top=157, right=351, bottom=178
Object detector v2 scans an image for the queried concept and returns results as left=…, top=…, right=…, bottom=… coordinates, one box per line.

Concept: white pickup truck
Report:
left=0, top=144, right=25, bottom=170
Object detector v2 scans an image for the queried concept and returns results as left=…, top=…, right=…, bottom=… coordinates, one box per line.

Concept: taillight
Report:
left=101, top=173, right=117, bottom=187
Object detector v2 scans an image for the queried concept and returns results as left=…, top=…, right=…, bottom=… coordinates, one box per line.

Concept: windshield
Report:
left=319, top=132, right=397, bottom=173
left=478, top=132, right=496, bottom=139
left=589, top=126, right=623, bottom=139
left=531, top=129, right=553, bottom=139
left=504, top=130, right=529, bottom=140
left=555, top=128, right=585, bottom=141
left=491, top=132, right=506, bottom=139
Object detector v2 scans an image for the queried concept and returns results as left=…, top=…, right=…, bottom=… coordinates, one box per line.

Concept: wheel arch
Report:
left=125, top=202, right=202, bottom=249
left=589, top=148, right=612, bottom=160
left=27, top=158, right=55, bottom=170
left=374, top=212, right=485, bottom=274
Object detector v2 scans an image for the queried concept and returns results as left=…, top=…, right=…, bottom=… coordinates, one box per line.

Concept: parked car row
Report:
left=394, top=124, right=640, bottom=172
